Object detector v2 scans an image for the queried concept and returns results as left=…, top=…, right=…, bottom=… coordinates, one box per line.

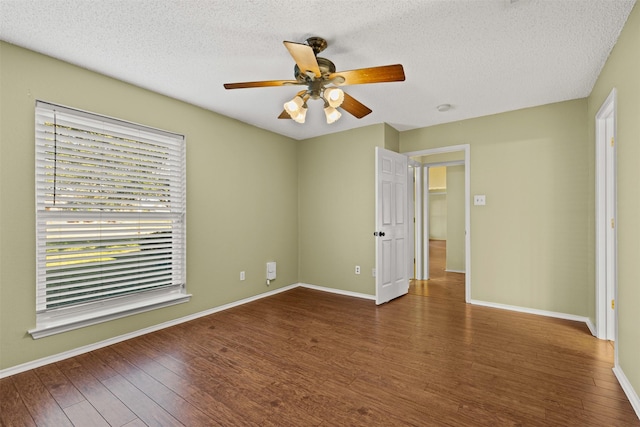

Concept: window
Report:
left=31, top=101, right=188, bottom=338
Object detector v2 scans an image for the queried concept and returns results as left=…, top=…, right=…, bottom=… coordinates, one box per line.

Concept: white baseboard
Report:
left=444, top=269, right=466, bottom=274
left=469, top=298, right=592, bottom=327
left=585, top=318, right=597, bottom=336
left=0, top=283, right=299, bottom=379
left=613, top=365, right=640, bottom=420
left=299, top=283, right=376, bottom=301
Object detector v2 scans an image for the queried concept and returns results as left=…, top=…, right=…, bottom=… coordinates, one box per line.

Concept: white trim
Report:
left=29, top=293, right=192, bottom=339
left=421, top=160, right=465, bottom=168
left=585, top=318, right=596, bottom=336
left=403, top=145, right=471, bottom=303
left=407, top=163, right=417, bottom=282
left=470, top=298, right=593, bottom=325
left=444, top=269, right=466, bottom=274
left=1, top=283, right=298, bottom=378
left=423, top=164, right=430, bottom=279
left=404, top=144, right=470, bottom=158
left=414, top=166, right=423, bottom=279
left=613, top=365, right=640, bottom=420
left=299, top=283, right=376, bottom=300
left=595, top=87, right=618, bottom=342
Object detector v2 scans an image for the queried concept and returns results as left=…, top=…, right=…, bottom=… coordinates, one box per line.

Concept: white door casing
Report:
left=375, top=147, right=409, bottom=305
left=595, top=88, right=617, bottom=344
left=408, top=160, right=420, bottom=281
left=414, top=165, right=423, bottom=280
left=423, top=165, right=430, bottom=280
left=605, top=113, right=616, bottom=341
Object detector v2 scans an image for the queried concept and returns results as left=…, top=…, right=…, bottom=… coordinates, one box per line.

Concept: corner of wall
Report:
left=384, top=123, right=400, bottom=152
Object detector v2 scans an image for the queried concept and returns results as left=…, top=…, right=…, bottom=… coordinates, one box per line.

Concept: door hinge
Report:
left=611, top=218, right=615, bottom=229
left=610, top=137, right=615, bottom=147
left=611, top=299, right=615, bottom=309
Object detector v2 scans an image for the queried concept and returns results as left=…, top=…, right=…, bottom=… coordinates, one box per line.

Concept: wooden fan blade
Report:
left=224, top=80, right=299, bottom=89
left=341, top=92, right=372, bottom=119
left=283, top=41, right=321, bottom=77
left=329, top=64, right=405, bottom=86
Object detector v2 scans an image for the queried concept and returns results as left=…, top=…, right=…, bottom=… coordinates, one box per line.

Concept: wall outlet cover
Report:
left=474, top=195, right=486, bottom=206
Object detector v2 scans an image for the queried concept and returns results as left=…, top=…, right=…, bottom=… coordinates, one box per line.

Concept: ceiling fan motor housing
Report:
left=294, top=57, right=336, bottom=82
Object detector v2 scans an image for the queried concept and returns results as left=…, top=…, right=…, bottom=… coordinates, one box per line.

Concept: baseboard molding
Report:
left=469, top=299, right=592, bottom=327
left=613, top=365, right=640, bottom=420
left=444, top=269, right=466, bottom=274
left=299, top=283, right=376, bottom=301
left=0, top=283, right=299, bottom=379
left=585, top=318, right=597, bottom=336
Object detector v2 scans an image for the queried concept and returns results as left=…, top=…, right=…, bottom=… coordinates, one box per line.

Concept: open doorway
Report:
left=426, top=163, right=465, bottom=273
left=404, top=145, right=471, bottom=303
left=412, top=161, right=465, bottom=301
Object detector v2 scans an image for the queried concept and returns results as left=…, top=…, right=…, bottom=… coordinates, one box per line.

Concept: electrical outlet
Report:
left=355, top=265, right=361, bottom=275
left=474, top=195, right=486, bottom=206
left=240, top=271, right=245, bottom=281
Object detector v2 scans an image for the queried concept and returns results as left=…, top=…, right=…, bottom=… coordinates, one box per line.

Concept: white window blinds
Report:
left=35, top=101, right=186, bottom=317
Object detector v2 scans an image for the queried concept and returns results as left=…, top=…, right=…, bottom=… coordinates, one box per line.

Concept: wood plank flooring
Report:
left=2, top=240, right=639, bottom=426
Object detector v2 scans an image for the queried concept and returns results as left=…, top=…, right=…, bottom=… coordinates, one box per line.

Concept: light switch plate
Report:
left=474, top=195, right=486, bottom=206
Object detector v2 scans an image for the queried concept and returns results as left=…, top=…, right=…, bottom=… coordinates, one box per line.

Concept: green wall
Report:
left=428, top=192, right=447, bottom=240
left=446, top=165, right=465, bottom=272
left=0, top=42, right=299, bottom=369
left=400, top=99, right=589, bottom=315
left=297, top=124, right=386, bottom=295
left=587, top=2, right=640, bottom=403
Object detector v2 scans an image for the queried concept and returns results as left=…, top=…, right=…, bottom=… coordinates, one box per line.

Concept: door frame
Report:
left=404, top=145, right=471, bottom=303
left=595, top=88, right=618, bottom=349
left=408, top=159, right=422, bottom=280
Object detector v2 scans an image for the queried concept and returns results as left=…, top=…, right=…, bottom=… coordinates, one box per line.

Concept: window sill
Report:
left=28, top=293, right=191, bottom=339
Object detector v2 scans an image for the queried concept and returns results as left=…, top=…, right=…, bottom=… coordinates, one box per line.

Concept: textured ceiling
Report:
left=0, top=0, right=636, bottom=140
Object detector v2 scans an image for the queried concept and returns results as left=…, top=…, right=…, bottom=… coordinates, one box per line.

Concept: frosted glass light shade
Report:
left=284, top=96, right=306, bottom=123
left=324, top=87, right=344, bottom=108
left=284, top=96, right=304, bottom=115
left=324, top=106, right=341, bottom=124
left=292, top=105, right=307, bottom=123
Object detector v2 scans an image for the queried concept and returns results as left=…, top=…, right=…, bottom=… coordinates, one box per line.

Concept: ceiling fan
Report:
left=223, top=37, right=405, bottom=124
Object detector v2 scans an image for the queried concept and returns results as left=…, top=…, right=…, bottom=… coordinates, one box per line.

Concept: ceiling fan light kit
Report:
left=324, top=105, right=342, bottom=124
left=284, top=95, right=306, bottom=122
left=323, top=87, right=345, bottom=108
left=224, top=37, right=405, bottom=125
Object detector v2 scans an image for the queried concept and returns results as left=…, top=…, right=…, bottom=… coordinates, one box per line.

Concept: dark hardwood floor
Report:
left=2, top=240, right=639, bottom=426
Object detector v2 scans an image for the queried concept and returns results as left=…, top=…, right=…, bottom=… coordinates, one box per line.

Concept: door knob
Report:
left=373, top=231, right=386, bottom=237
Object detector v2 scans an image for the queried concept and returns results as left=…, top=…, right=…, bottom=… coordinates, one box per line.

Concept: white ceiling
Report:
left=0, top=0, right=636, bottom=140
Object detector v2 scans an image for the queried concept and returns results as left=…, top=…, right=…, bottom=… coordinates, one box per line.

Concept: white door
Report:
left=375, top=147, right=409, bottom=305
